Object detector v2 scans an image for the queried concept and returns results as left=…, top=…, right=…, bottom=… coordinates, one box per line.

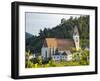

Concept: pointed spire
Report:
left=73, top=25, right=79, bottom=36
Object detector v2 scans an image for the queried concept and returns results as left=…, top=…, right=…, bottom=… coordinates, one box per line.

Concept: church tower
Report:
left=73, top=26, right=80, bottom=51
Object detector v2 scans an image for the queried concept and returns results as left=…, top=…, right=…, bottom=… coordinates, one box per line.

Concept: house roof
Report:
left=45, top=38, right=57, bottom=47
left=62, top=52, right=67, bottom=55
left=43, top=38, right=75, bottom=51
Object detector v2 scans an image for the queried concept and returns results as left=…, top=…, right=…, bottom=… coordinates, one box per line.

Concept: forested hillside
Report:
left=26, top=32, right=33, bottom=39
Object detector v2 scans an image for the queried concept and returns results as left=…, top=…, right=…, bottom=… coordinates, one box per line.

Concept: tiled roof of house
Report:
left=43, top=38, right=75, bottom=51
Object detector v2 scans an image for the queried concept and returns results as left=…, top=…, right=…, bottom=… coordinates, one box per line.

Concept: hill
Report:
left=25, top=32, right=33, bottom=39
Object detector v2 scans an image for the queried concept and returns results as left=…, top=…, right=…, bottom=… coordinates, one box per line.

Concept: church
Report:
left=41, top=26, right=80, bottom=61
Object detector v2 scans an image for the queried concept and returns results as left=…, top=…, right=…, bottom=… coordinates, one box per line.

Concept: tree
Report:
left=61, top=18, right=66, bottom=24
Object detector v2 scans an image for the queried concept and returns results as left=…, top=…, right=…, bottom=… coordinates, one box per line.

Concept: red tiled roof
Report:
left=43, top=38, right=75, bottom=51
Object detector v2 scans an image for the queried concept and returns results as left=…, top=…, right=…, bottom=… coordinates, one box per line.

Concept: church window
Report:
left=45, top=51, right=47, bottom=58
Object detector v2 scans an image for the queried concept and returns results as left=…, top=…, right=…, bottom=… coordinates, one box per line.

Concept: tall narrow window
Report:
left=49, top=48, right=51, bottom=58
left=45, top=50, right=47, bottom=59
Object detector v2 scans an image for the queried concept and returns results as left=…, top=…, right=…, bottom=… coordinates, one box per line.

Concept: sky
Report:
left=25, top=12, right=81, bottom=36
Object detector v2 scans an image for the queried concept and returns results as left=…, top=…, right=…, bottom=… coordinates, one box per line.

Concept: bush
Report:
left=80, top=49, right=89, bottom=65
left=33, top=58, right=38, bottom=64
left=26, top=60, right=33, bottom=68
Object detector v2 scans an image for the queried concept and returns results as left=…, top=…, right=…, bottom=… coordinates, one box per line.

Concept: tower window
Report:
left=75, top=32, right=77, bottom=35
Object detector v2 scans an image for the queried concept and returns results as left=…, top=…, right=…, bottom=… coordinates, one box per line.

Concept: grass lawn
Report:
left=26, top=60, right=89, bottom=68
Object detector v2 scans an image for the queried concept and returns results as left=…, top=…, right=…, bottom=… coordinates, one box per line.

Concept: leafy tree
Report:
left=80, top=49, right=89, bottom=65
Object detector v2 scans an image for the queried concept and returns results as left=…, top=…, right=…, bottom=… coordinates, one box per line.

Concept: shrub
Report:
left=26, top=60, right=33, bottom=68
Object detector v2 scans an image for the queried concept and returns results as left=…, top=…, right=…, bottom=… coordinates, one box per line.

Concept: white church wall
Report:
left=47, top=48, right=50, bottom=58
left=41, top=47, right=48, bottom=59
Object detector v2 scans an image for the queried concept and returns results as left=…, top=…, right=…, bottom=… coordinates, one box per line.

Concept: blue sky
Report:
left=25, top=12, right=81, bottom=36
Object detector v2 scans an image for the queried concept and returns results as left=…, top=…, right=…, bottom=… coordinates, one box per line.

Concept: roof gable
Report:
left=43, top=38, right=75, bottom=50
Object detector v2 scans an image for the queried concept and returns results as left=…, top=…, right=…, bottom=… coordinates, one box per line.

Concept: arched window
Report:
left=49, top=48, right=51, bottom=57
left=52, top=47, right=55, bottom=55
left=45, top=50, right=47, bottom=59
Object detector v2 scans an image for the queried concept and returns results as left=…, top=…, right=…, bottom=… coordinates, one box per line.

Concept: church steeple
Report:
left=73, top=26, right=80, bottom=51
